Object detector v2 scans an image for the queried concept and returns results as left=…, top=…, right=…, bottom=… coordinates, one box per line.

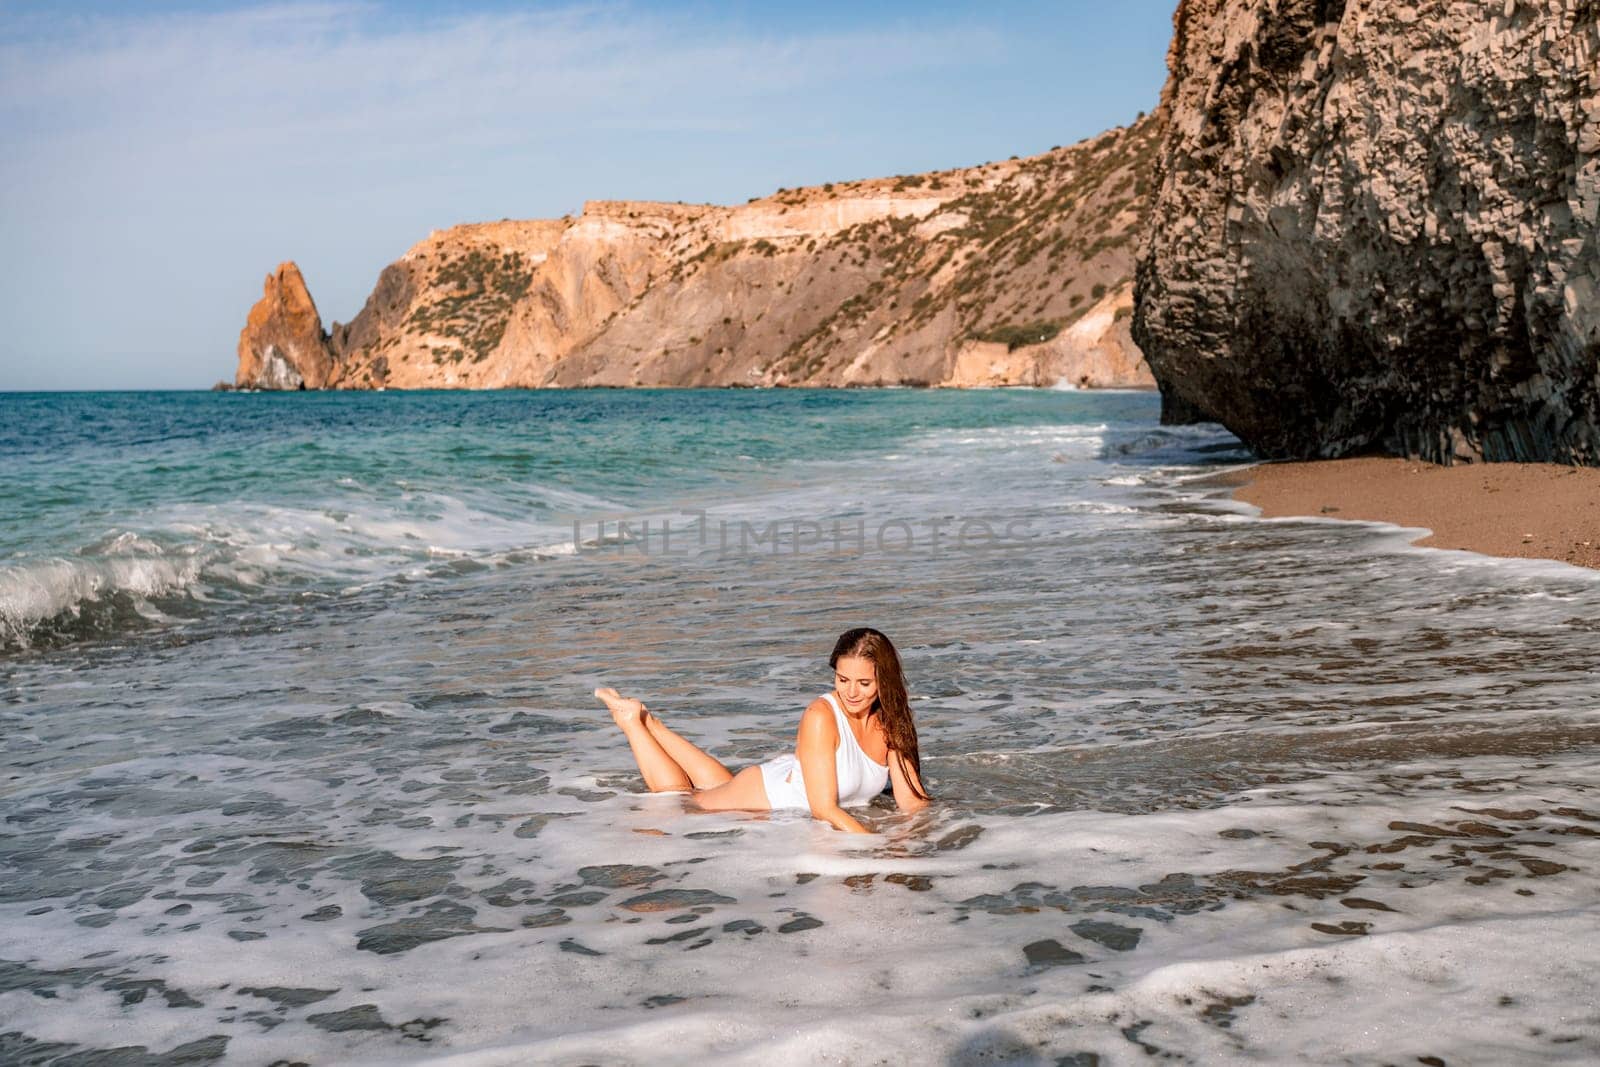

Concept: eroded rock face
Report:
left=943, top=282, right=1147, bottom=388
left=236, top=263, right=335, bottom=390
left=234, top=117, right=1164, bottom=391
left=1135, top=0, right=1600, bottom=462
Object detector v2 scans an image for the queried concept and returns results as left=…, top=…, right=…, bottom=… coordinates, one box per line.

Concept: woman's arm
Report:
left=888, top=750, right=931, bottom=813
left=796, top=700, right=871, bottom=834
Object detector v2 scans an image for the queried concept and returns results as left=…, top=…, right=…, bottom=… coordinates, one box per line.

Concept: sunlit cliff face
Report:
left=237, top=116, right=1163, bottom=393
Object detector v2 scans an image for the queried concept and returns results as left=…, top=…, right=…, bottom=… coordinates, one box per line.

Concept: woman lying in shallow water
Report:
left=595, top=627, right=930, bottom=834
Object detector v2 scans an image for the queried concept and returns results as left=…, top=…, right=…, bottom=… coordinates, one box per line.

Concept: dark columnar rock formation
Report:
left=1135, top=0, right=1600, bottom=462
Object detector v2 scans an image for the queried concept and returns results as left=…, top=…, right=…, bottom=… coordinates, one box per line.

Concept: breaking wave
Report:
left=0, top=497, right=580, bottom=653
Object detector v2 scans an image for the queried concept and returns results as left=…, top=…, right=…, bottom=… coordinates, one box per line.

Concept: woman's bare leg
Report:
left=596, top=687, right=733, bottom=789
left=645, top=717, right=734, bottom=789
left=594, top=688, right=690, bottom=793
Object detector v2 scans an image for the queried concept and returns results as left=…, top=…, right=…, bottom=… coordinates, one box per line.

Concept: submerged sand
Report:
left=1231, top=457, right=1600, bottom=571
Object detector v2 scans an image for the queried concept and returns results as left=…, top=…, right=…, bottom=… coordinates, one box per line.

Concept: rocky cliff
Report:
left=237, top=263, right=337, bottom=390
left=1134, top=0, right=1600, bottom=462
left=236, top=117, right=1161, bottom=390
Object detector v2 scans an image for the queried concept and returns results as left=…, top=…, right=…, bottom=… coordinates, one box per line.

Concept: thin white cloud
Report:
left=1, top=3, right=998, bottom=170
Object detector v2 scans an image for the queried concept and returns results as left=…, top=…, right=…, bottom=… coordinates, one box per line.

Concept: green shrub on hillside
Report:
left=972, top=321, right=1062, bottom=351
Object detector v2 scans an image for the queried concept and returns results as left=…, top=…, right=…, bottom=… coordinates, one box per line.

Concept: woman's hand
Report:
left=814, top=804, right=871, bottom=834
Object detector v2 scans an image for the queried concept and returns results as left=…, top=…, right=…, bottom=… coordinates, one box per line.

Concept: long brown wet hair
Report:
left=829, top=627, right=930, bottom=802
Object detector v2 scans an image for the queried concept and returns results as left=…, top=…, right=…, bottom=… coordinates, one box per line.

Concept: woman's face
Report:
left=833, top=655, right=878, bottom=714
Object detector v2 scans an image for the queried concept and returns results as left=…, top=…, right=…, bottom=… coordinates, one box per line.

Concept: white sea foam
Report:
left=5, top=642, right=1594, bottom=1063
left=0, top=552, right=202, bottom=647
left=0, top=491, right=596, bottom=649
left=6, top=391, right=1597, bottom=1063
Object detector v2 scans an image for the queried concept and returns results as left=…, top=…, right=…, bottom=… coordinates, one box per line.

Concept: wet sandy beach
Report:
left=1230, top=457, right=1600, bottom=571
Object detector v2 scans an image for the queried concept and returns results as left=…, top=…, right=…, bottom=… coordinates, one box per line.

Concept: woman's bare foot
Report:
left=594, top=686, right=647, bottom=729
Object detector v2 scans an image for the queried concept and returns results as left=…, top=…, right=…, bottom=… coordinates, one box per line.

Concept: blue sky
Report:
left=0, top=1, right=1175, bottom=389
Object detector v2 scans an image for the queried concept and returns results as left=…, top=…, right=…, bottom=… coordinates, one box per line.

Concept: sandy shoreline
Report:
left=1224, top=457, right=1600, bottom=571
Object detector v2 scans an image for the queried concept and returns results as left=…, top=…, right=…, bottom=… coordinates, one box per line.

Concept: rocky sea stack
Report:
left=1135, top=0, right=1600, bottom=463
left=237, top=263, right=336, bottom=391
left=236, top=118, right=1161, bottom=391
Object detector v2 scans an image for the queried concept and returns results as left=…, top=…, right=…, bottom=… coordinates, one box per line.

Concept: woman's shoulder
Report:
left=798, top=697, right=839, bottom=735
left=802, top=695, right=836, bottom=718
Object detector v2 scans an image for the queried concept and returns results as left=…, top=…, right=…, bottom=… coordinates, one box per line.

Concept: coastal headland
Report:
left=237, top=118, right=1161, bottom=391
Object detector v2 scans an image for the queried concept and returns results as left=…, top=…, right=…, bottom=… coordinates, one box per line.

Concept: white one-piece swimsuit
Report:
left=759, top=692, right=890, bottom=810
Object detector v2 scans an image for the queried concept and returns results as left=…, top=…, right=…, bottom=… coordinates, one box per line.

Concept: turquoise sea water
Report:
left=3, top=388, right=1598, bottom=1064
left=1, top=388, right=1160, bottom=651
